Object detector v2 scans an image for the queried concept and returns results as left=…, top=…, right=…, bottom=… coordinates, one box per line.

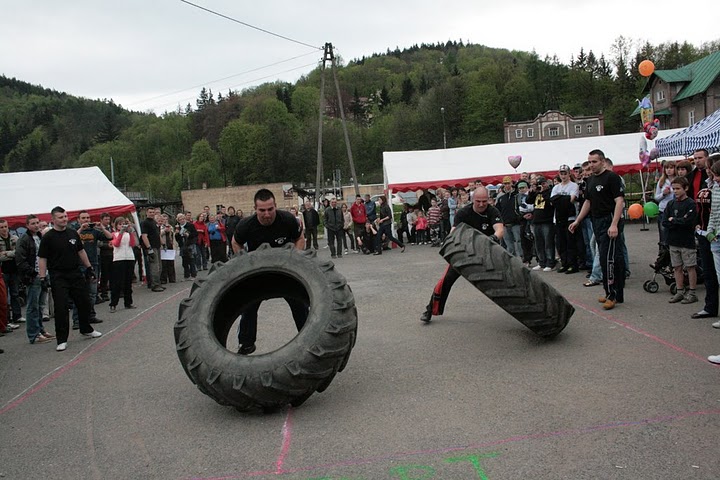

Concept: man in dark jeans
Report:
left=175, top=213, right=197, bottom=280
left=373, top=195, right=405, bottom=255
left=302, top=201, right=320, bottom=250
left=232, top=189, right=307, bottom=355
left=140, top=207, right=164, bottom=292
left=324, top=198, right=344, bottom=259
left=97, top=213, right=113, bottom=302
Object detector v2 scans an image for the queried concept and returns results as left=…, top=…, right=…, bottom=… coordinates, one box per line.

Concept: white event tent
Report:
left=0, top=166, right=138, bottom=228
left=383, top=128, right=684, bottom=193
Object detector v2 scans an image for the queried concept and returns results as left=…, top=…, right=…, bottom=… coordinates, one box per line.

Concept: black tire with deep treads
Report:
left=174, top=243, right=357, bottom=412
left=439, top=223, right=574, bottom=337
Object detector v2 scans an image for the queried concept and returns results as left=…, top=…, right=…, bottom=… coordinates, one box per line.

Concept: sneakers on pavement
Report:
left=238, top=343, right=256, bottom=355
left=56, top=342, right=67, bottom=352
left=16, top=317, right=26, bottom=323
left=33, top=334, right=53, bottom=344
left=668, top=292, right=685, bottom=303
left=712, top=320, right=720, bottom=329
left=109, top=306, right=116, bottom=313
left=7, top=323, right=20, bottom=330
left=83, top=330, right=103, bottom=338
left=542, top=267, right=552, bottom=272
left=708, top=355, right=720, bottom=365
left=681, top=292, right=698, bottom=304
left=41, top=331, right=55, bottom=339
left=420, top=310, right=432, bottom=323
left=532, top=265, right=542, bottom=271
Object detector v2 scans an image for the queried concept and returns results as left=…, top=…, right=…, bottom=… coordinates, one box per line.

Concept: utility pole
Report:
left=315, top=43, right=360, bottom=207
left=110, top=156, right=115, bottom=184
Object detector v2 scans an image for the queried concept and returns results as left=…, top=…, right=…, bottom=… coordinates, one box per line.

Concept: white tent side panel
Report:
left=0, top=166, right=137, bottom=227
left=383, top=128, right=685, bottom=192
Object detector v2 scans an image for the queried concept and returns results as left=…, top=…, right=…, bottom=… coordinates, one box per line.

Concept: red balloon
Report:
left=628, top=203, right=644, bottom=220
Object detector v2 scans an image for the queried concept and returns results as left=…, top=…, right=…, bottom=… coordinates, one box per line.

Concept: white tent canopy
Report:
left=383, top=128, right=684, bottom=192
left=0, top=166, right=137, bottom=227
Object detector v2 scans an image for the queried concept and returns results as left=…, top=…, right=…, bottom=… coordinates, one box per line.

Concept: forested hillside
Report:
left=1, top=38, right=717, bottom=201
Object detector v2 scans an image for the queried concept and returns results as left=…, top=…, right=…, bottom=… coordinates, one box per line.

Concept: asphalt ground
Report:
left=1, top=222, right=719, bottom=480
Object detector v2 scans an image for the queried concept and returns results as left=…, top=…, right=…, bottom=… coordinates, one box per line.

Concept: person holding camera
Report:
left=38, top=206, right=102, bottom=352
left=72, top=210, right=113, bottom=328
left=158, top=213, right=177, bottom=283
left=109, top=217, right=139, bottom=313
left=175, top=213, right=198, bottom=280
left=526, top=176, right=556, bottom=272
left=141, top=207, right=165, bottom=292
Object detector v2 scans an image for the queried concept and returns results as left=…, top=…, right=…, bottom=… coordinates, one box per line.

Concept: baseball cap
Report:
left=573, top=163, right=582, bottom=170
left=558, top=164, right=570, bottom=172
left=516, top=181, right=529, bottom=189
left=536, top=176, right=547, bottom=184
left=502, top=176, right=512, bottom=184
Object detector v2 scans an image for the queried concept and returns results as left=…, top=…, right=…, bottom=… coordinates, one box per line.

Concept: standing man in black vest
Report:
left=570, top=149, right=625, bottom=310
left=38, top=206, right=102, bottom=352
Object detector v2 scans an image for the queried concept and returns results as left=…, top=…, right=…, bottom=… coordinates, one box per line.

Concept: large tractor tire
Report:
left=439, top=223, right=574, bottom=337
left=174, top=244, right=357, bottom=412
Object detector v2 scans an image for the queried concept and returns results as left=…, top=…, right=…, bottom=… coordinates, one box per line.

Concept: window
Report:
left=526, top=128, right=534, bottom=138
left=689, top=109, right=695, bottom=125
left=515, top=129, right=523, bottom=139
left=574, top=125, right=582, bottom=134
left=587, top=124, right=593, bottom=134
left=656, top=90, right=665, bottom=102
left=548, top=127, right=559, bottom=137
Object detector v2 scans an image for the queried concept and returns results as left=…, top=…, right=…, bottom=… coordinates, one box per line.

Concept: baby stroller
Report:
left=643, top=245, right=704, bottom=294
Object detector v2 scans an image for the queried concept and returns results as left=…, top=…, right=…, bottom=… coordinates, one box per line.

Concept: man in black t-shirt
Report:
left=420, top=187, right=504, bottom=323
left=232, top=189, right=307, bottom=354
left=38, top=206, right=102, bottom=352
left=570, top=149, right=625, bottom=310
left=140, top=207, right=164, bottom=292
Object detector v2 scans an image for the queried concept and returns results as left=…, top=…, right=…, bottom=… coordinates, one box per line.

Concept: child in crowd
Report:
left=415, top=211, right=428, bottom=245
left=662, top=176, right=698, bottom=304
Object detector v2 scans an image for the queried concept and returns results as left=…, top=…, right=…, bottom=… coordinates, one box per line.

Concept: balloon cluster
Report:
left=628, top=202, right=660, bottom=219
left=644, top=118, right=660, bottom=140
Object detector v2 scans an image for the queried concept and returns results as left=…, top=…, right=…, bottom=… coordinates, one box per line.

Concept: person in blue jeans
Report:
left=15, top=215, right=55, bottom=344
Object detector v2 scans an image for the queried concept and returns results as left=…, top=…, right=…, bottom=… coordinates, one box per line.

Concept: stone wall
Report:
left=180, top=183, right=298, bottom=219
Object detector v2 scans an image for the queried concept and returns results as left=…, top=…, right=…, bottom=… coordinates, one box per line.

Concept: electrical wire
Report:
left=179, top=0, right=321, bottom=50
left=126, top=50, right=320, bottom=106
left=144, top=61, right=319, bottom=112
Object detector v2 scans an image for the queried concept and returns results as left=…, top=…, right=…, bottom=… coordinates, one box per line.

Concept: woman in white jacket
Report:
left=109, top=217, right=139, bottom=313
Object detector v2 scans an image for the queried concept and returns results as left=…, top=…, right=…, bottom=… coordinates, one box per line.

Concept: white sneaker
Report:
left=532, top=265, right=542, bottom=271
left=344, top=249, right=349, bottom=255
left=543, top=267, right=553, bottom=272
left=709, top=355, right=720, bottom=365
left=17, top=317, right=26, bottom=323
left=83, top=330, right=103, bottom=338
left=712, top=320, right=720, bottom=329
left=7, top=323, right=20, bottom=329
left=56, top=342, right=67, bottom=352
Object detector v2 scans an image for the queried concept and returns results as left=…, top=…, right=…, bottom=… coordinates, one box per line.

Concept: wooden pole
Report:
left=329, top=46, right=360, bottom=197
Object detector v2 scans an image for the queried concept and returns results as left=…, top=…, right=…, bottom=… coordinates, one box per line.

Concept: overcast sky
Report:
left=2, top=0, right=717, bottom=114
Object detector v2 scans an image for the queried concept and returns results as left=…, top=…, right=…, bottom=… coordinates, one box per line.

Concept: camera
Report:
left=88, top=223, right=96, bottom=229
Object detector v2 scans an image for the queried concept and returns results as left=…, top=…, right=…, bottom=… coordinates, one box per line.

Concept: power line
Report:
left=126, top=50, right=319, bottom=106
left=179, top=0, right=320, bottom=50
left=146, top=61, right=319, bottom=112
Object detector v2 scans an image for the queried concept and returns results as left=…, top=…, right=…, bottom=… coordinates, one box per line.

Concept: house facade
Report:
left=635, top=51, right=720, bottom=129
left=503, top=110, right=604, bottom=144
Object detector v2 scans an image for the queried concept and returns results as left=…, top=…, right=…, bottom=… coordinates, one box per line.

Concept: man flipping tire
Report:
left=420, top=186, right=504, bottom=323
left=231, top=189, right=307, bottom=354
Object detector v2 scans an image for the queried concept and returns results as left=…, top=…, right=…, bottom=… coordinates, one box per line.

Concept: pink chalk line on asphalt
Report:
left=275, top=407, right=294, bottom=474
left=187, top=408, right=720, bottom=479
left=0, top=288, right=190, bottom=416
left=571, top=299, right=720, bottom=366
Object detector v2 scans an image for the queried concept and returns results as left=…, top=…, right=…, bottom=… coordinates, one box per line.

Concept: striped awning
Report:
left=655, top=108, right=720, bottom=157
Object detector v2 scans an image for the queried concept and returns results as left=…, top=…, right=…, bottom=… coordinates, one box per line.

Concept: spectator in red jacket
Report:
left=194, top=213, right=209, bottom=271
left=350, top=195, right=368, bottom=244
